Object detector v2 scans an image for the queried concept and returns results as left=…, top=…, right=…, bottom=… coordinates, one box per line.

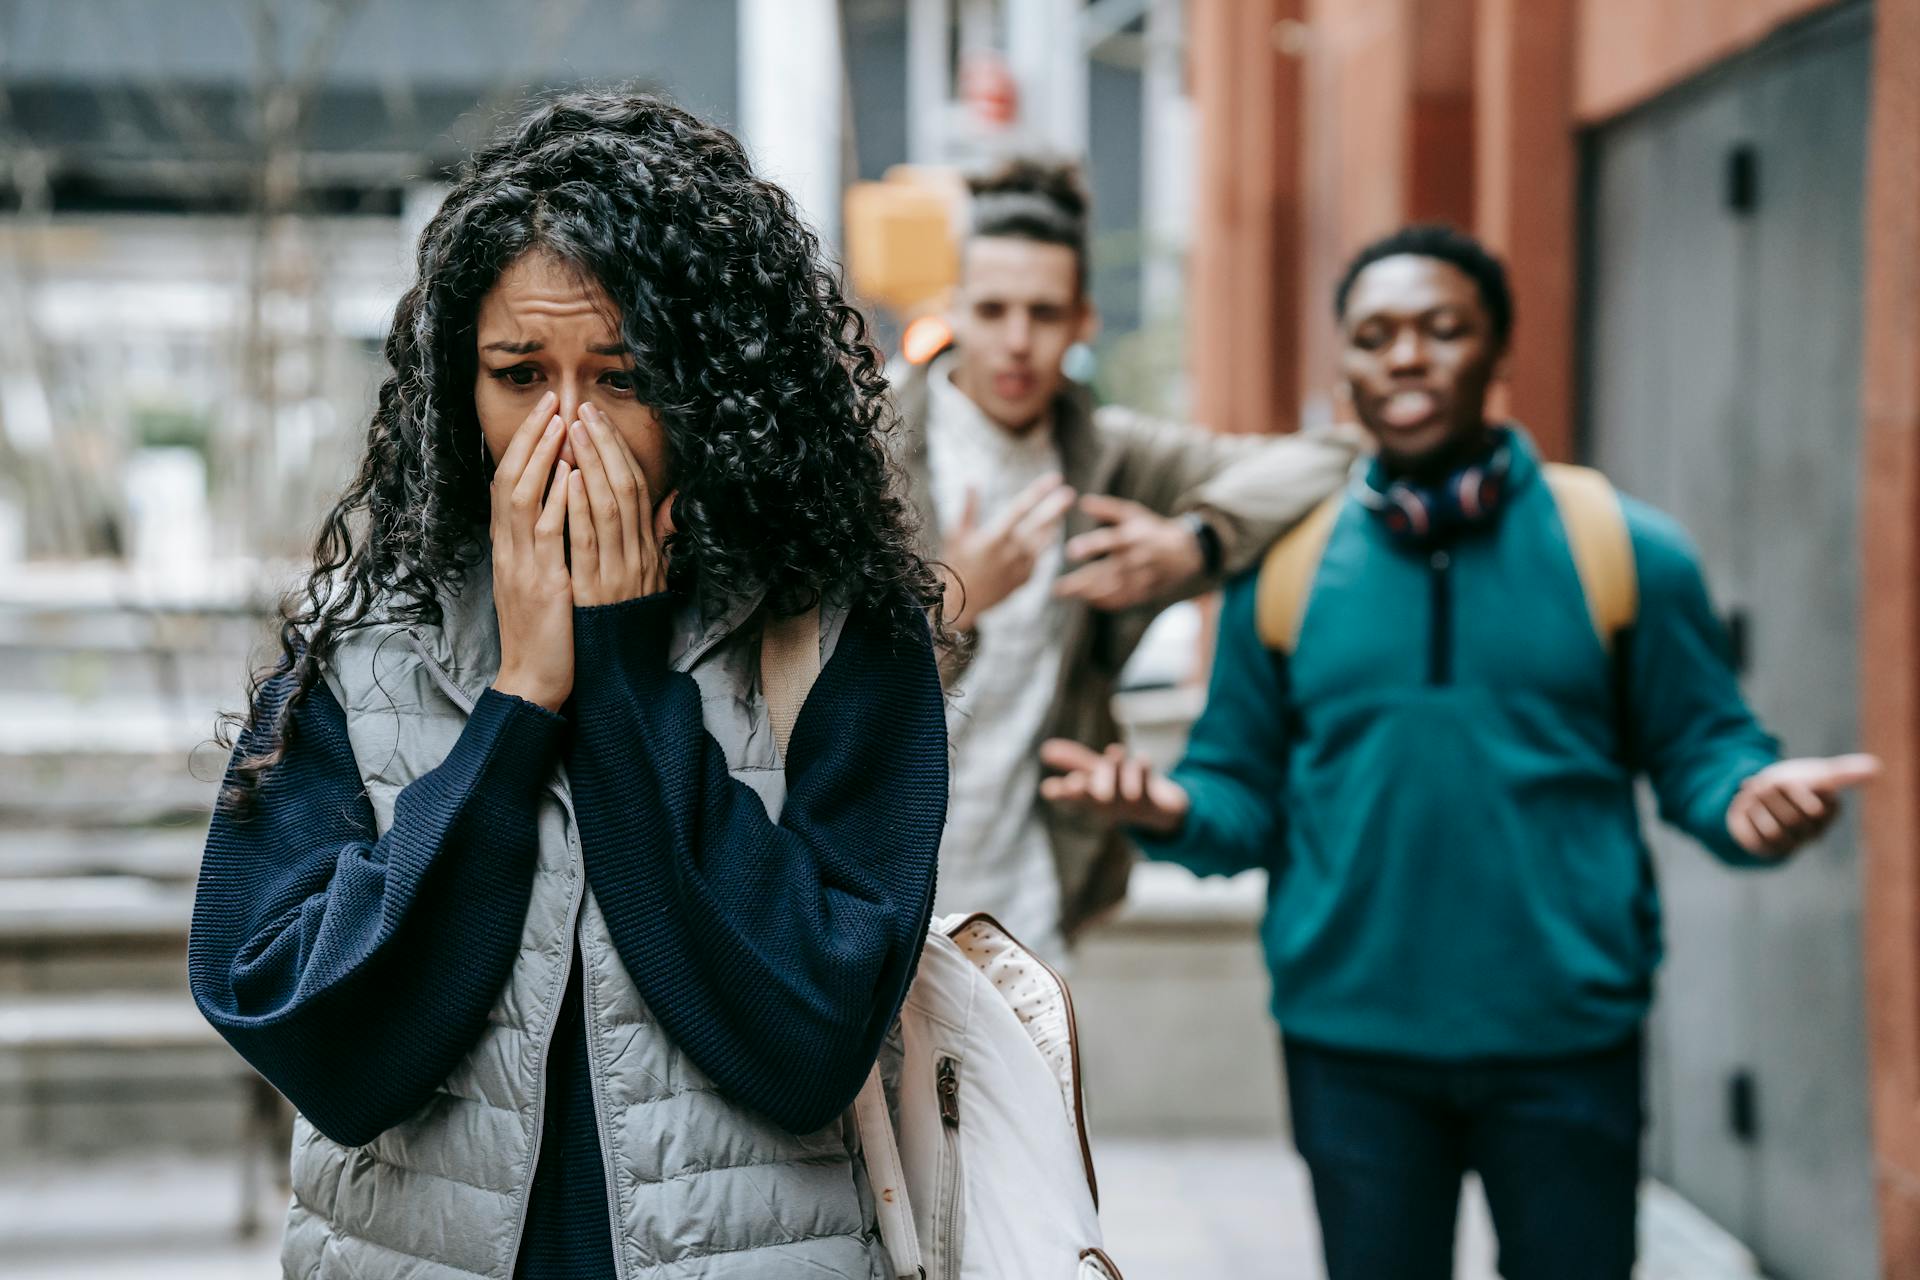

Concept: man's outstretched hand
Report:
left=1726, top=753, right=1882, bottom=858
left=1039, top=738, right=1191, bottom=836
left=940, top=473, right=1077, bottom=632
left=1053, top=495, right=1209, bottom=611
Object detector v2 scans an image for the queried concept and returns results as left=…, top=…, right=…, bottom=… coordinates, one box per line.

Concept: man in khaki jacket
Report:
left=896, top=158, right=1355, bottom=960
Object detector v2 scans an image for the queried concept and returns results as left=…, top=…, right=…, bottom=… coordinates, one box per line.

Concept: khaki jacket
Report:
left=891, top=355, right=1358, bottom=939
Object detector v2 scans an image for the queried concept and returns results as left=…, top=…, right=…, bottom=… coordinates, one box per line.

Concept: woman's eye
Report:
left=601, top=370, right=638, bottom=394
left=490, top=365, right=541, bottom=387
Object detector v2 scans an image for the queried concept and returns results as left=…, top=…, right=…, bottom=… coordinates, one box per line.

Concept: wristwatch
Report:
left=1182, top=512, right=1224, bottom=578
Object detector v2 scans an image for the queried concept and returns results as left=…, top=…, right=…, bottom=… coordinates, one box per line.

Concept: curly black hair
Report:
left=223, top=89, right=943, bottom=805
left=1333, top=224, right=1514, bottom=348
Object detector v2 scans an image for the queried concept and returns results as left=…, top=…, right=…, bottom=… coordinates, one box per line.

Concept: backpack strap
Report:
left=1254, top=469, right=1638, bottom=657
left=1542, top=463, right=1639, bottom=653
left=1254, top=493, right=1343, bottom=654
left=759, top=605, right=822, bottom=762
left=855, top=1071, right=924, bottom=1278
left=760, top=606, right=925, bottom=1278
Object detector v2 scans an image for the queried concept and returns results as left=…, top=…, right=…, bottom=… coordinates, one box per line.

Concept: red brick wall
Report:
left=1576, top=0, right=1843, bottom=120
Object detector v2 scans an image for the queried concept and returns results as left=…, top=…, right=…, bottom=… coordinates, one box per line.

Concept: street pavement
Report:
left=0, top=1139, right=1765, bottom=1279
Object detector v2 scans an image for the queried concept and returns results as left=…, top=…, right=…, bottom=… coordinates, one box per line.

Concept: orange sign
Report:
left=843, top=171, right=961, bottom=313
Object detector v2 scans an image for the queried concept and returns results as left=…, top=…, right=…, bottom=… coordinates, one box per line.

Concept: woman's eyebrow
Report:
left=479, top=339, right=626, bottom=355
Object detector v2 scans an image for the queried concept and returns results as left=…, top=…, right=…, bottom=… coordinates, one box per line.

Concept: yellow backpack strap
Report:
left=759, top=605, right=822, bottom=763
left=1542, top=463, right=1638, bottom=653
left=1255, top=494, right=1344, bottom=654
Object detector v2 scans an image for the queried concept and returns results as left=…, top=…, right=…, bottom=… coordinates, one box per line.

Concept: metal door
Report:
left=1581, top=7, right=1874, bottom=1275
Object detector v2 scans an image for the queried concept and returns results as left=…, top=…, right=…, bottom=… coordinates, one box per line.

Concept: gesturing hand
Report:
left=940, top=472, right=1077, bottom=632
left=565, top=402, right=674, bottom=606
left=1038, top=738, right=1191, bottom=836
left=1053, top=494, right=1207, bottom=611
left=491, top=391, right=576, bottom=712
left=1726, top=753, right=1882, bottom=858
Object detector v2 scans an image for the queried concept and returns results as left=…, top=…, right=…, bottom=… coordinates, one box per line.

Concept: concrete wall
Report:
left=1076, top=689, right=1284, bottom=1138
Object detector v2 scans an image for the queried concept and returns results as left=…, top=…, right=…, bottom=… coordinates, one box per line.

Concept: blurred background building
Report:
left=1, top=2, right=1916, bottom=1278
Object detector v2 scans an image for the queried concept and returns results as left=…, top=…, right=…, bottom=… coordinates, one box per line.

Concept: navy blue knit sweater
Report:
left=189, top=594, right=947, bottom=1277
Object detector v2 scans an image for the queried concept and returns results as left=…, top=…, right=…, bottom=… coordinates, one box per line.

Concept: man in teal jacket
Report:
left=1041, top=225, right=1879, bottom=1280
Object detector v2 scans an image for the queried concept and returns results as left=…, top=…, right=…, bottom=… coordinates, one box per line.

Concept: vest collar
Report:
left=404, top=555, right=765, bottom=707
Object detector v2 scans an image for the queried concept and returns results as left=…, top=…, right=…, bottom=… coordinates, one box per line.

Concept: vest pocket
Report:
left=934, top=1054, right=965, bottom=1280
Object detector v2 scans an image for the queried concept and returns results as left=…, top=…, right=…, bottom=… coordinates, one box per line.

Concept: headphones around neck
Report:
left=1353, top=440, right=1514, bottom=543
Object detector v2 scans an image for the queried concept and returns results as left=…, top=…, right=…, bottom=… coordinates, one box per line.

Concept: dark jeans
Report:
left=1283, top=1033, right=1643, bottom=1280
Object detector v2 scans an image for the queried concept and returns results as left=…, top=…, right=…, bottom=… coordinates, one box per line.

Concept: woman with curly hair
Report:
left=188, top=90, right=948, bottom=1279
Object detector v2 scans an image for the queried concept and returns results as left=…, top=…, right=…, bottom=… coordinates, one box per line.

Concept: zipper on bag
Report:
left=935, top=1055, right=963, bottom=1280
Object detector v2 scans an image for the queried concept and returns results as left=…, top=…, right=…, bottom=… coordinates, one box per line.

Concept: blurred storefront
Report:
left=1184, top=1, right=1918, bottom=1276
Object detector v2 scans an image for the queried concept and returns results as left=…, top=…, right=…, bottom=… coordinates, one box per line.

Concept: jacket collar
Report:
left=405, top=554, right=764, bottom=705
left=893, top=351, right=1108, bottom=545
left=1359, top=423, right=1542, bottom=500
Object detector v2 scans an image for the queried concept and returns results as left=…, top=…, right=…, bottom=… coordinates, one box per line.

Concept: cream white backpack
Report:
left=761, top=609, right=1124, bottom=1280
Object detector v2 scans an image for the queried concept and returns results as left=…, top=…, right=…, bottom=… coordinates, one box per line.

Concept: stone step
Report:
left=0, top=877, right=193, bottom=997
left=0, top=990, right=263, bottom=1160
left=0, top=991, right=222, bottom=1052
left=0, top=882, right=220, bottom=1155
left=0, top=826, right=206, bottom=883
left=0, top=876, right=195, bottom=946
left=0, top=747, right=220, bottom=826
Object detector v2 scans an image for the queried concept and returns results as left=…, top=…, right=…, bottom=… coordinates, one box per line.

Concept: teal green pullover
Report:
left=1137, top=432, right=1779, bottom=1060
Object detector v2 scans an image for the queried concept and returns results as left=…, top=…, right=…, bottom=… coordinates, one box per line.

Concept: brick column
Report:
left=1188, top=0, right=1303, bottom=435
left=1473, top=0, right=1578, bottom=461
left=1860, top=0, right=1920, bottom=1273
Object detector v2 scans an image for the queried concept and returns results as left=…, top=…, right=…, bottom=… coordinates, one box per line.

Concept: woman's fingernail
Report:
left=545, top=415, right=562, bottom=436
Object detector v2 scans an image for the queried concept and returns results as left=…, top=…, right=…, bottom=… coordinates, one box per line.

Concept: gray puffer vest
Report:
left=282, top=567, right=888, bottom=1279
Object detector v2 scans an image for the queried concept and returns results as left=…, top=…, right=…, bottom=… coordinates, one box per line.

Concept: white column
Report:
left=1141, top=0, right=1194, bottom=324
left=1007, top=0, right=1087, bottom=154
left=907, top=0, right=951, bottom=165
left=738, top=0, right=844, bottom=245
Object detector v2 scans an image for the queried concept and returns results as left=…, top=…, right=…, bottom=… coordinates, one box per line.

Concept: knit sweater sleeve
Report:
left=188, top=675, right=564, bottom=1147
left=566, top=595, right=947, bottom=1134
